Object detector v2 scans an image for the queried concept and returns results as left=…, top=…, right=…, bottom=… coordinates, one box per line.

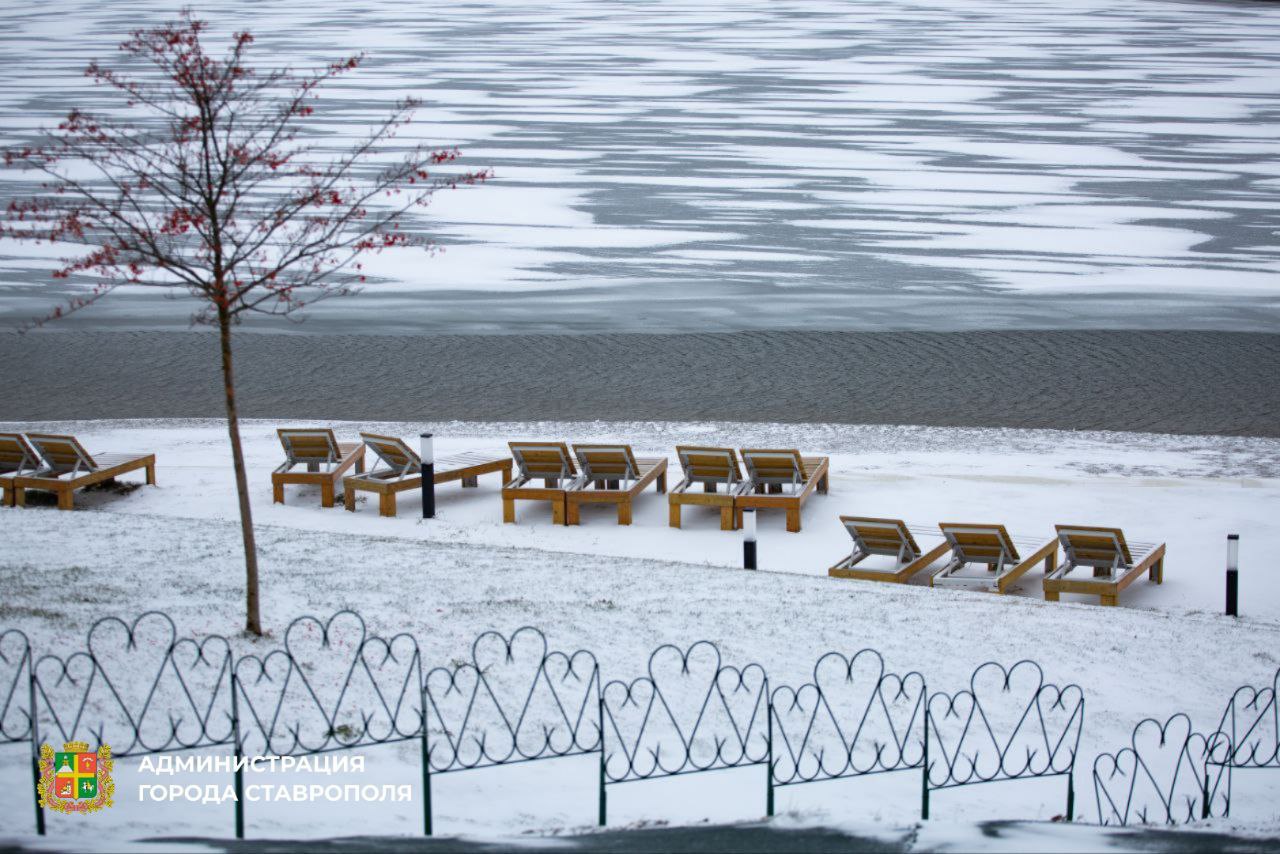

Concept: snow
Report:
left=1, top=418, right=1278, bottom=845
left=2, top=0, right=1280, bottom=331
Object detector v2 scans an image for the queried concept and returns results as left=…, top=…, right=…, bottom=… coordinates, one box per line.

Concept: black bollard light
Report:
left=1226, top=533, right=1239, bottom=617
left=743, top=508, right=757, bottom=570
left=420, top=432, right=436, bottom=519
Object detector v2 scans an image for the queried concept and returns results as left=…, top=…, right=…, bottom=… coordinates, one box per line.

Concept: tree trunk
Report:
left=217, top=308, right=263, bottom=636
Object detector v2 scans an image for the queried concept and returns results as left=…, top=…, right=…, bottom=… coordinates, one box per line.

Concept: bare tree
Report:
left=2, top=12, right=490, bottom=635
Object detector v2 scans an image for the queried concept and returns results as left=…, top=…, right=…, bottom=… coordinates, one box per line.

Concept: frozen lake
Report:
left=1, top=0, right=1279, bottom=332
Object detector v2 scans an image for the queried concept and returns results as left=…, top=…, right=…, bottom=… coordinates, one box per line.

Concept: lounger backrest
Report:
left=573, top=444, right=639, bottom=482
left=675, top=446, right=742, bottom=485
left=25, top=433, right=96, bottom=474
left=360, top=432, right=421, bottom=472
left=1056, top=525, right=1133, bottom=568
left=278, top=428, right=341, bottom=464
left=740, top=448, right=807, bottom=486
left=841, top=516, right=921, bottom=560
left=509, top=441, right=576, bottom=480
left=0, top=433, right=41, bottom=474
left=939, top=523, right=1021, bottom=564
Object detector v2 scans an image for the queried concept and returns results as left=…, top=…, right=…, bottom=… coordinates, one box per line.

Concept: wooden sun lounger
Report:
left=828, top=516, right=951, bottom=583
left=343, top=433, right=512, bottom=517
left=503, top=441, right=576, bottom=525
left=565, top=444, right=667, bottom=526
left=1043, top=525, right=1165, bottom=607
left=12, top=433, right=155, bottom=511
left=668, top=446, right=751, bottom=531
left=734, top=448, right=830, bottom=533
left=272, top=428, right=365, bottom=508
left=1, top=433, right=44, bottom=508
left=930, top=523, right=1058, bottom=594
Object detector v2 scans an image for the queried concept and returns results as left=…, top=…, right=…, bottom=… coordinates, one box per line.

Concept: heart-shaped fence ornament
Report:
left=137, top=634, right=234, bottom=753
left=423, top=662, right=482, bottom=771
left=0, top=629, right=32, bottom=743
left=232, top=649, right=297, bottom=755
left=355, top=632, right=423, bottom=745
left=422, top=627, right=599, bottom=773
left=1091, top=713, right=1230, bottom=826
left=771, top=649, right=926, bottom=786
left=601, top=640, right=767, bottom=782
left=927, top=660, right=1083, bottom=789
left=80, top=613, right=178, bottom=755
left=1215, top=667, right=1280, bottom=769
left=32, top=651, right=97, bottom=747
left=601, top=676, right=658, bottom=780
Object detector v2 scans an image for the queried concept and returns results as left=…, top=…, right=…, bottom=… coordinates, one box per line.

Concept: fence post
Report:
left=921, top=704, right=930, bottom=820
left=230, top=669, right=245, bottom=839
left=1202, top=771, right=1211, bottom=819
left=766, top=698, right=775, bottom=817
left=27, top=647, right=44, bottom=836
left=597, top=693, right=607, bottom=827
left=1066, top=770, right=1074, bottom=821
left=420, top=709, right=433, bottom=835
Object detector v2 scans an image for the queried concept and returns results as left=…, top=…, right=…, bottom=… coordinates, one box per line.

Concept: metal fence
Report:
left=0, top=610, right=1275, bottom=838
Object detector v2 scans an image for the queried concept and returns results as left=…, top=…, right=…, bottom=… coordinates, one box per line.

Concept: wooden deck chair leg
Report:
left=669, top=502, right=682, bottom=528
left=344, top=485, right=356, bottom=512
left=1044, top=589, right=1060, bottom=602
left=57, top=488, right=74, bottom=511
left=273, top=479, right=285, bottom=504
left=731, top=507, right=742, bottom=530
left=14, top=486, right=25, bottom=508
left=656, top=472, right=666, bottom=493
left=1150, top=558, right=1163, bottom=583
left=1101, top=593, right=1118, bottom=607
left=379, top=492, right=396, bottom=518
left=818, top=473, right=829, bottom=494
left=786, top=506, right=801, bottom=533
left=146, top=461, right=157, bottom=485
left=702, top=482, right=715, bottom=493
left=503, top=497, right=516, bottom=524
left=566, top=499, right=580, bottom=526
left=617, top=500, right=632, bottom=526
left=461, top=476, right=478, bottom=488
left=320, top=481, right=336, bottom=508
left=356, top=456, right=365, bottom=475
left=552, top=497, right=566, bottom=526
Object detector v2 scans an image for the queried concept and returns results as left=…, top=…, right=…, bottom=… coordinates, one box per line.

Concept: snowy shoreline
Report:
left=2, top=417, right=1279, bottom=842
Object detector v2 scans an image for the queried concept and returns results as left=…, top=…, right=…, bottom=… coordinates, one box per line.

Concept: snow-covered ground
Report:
left=1, top=418, right=1278, bottom=845
left=2, top=0, right=1280, bottom=331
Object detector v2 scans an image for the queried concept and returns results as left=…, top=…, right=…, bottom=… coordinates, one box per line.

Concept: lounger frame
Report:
left=0, top=433, right=43, bottom=508
left=930, top=523, right=1058, bottom=594
left=668, top=446, right=750, bottom=531
left=503, top=441, right=576, bottom=525
left=12, top=433, right=155, bottom=510
left=1043, top=525, right=1165, bottom=606
left=828, top=516, right=950, bottom=583
left=734, top=449, right=830, bottom=533
left=565, top=445, right=667, bottom=526
left=272, top=428, right=365, bottom=508
left=343, top=435, right=512, bottom=517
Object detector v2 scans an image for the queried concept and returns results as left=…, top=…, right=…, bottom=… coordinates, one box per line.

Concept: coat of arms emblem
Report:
left=38, top=741, right=114, bottom=814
